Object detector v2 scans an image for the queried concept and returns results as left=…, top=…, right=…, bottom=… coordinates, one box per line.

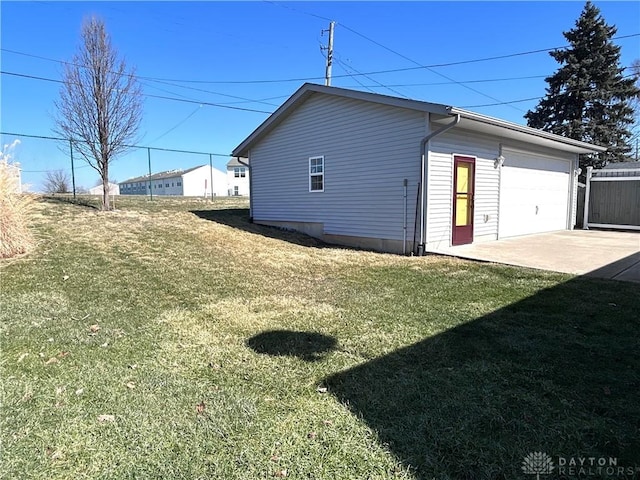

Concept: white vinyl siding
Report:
left=246, top=91, right=581, bottom=250
left=182, top=165, right=227, bottom=197
left=226, top=164, right=250, bottom=196
left=250, top=93, right=425, bottom=241
left=427, top=128, right=500, bottom=248
left=427, top=128, right=575, bottom=248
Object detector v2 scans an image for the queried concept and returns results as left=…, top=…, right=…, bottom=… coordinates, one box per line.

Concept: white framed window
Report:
left=234, top=167, right=246, bottom=178
left=309, top=156, right=324, bottom=192
left=234, top=186, right=239, bottom=196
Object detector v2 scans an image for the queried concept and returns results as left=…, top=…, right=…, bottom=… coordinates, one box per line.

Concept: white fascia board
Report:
left=449, top=107, right=607, bottom=154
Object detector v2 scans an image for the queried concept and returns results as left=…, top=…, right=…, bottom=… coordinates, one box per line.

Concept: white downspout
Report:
left=237, top=155, right=252, bottom=220
left=403, top=178, right=408, bottom=255
left=417, top=113, right=461, bottom=255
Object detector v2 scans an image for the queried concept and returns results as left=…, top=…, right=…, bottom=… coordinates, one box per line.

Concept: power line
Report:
left=146, top=104, right=203, bottom=145
left=3, top=32, right=638, bottom=85
left=459, top=72, right=639, bottom=108
left=334, top=57, right=407, bottom=98
left=342, top=69, right=636, bottom=90
left=0, top=47, right=283, bottom=106
left=340, top=75, right=548, bottom=88
left=262, top=0, right=517, bottom=109
left=335, top=23, right=524, bottom=112
left=0, top=71, right=273, bottom=114
left=4, top=67, right=636, bottom=113
left=459, top=97, right=542, bottom=108
left=0, top=131, right=232, bottom=157
left=333, top=59, right=378, bottom=94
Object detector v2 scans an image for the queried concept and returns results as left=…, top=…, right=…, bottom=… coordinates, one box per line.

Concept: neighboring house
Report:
left=226, top=157, right=250, bottom=196
left=89, top=183, right=120, bottom=196
left=120, top=165, right=227, bottom=197
left=232, top=83, right=606, bottom=255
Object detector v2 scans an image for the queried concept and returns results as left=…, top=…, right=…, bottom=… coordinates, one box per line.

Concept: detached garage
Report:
left=498, top=148, right=572, bottom=239
left=232, top=83, right=605, bottom=255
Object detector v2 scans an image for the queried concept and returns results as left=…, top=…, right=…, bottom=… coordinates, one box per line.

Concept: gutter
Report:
left=449, top=108, right=607, bottom=153
left=417, top=113, right=461, bottom=255
left=236, top=156, right=253, bottom=221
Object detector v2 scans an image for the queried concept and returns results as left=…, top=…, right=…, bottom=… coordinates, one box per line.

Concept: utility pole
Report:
left=147, top=148, right=153, bottom=201
left=69, top=139, right=76, bottom=200
left=321, top=21, right=335, bottom=86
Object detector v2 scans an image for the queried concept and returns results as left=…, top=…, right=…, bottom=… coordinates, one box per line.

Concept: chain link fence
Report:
left=1, top=132, right=232, bottom=197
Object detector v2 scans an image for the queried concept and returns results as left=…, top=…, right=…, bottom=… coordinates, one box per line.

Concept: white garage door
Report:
left=499, top=149, right=571, bottom=238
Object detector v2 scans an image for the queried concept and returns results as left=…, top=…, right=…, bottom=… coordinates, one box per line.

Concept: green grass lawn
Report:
left=2, top=195, right=639, bottom=479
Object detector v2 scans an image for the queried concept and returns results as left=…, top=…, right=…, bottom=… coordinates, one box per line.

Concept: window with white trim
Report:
left=309, top=156, right=324, bottom=192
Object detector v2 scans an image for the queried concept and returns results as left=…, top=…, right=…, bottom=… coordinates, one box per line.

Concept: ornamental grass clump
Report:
left=0, top=160, right=34, bottom=258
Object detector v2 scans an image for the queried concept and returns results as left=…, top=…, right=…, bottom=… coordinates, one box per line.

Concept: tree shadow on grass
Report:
left=323, top=277, right=640, bottom=478
left=191, top=208, right=331, bottom=249
left=246, top=330, right=337, bottom=363
left=41, top=195, right=100, bottom=210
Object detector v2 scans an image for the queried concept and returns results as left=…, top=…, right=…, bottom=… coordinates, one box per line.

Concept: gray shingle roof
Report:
left=602, top=161, right=640, bottom=169
left=226, top=157, right=249, bottom=167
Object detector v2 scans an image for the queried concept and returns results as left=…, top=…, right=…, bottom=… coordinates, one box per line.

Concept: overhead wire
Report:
left=333, top=59, right=377, bottom=94
left=3, top=32, right=638, bottom=85
left=3, top=69, right=638, bottom=111
left=0, top=47, right=285, bottom=106
left=146, top=104, right=203, bottom=145
left=0, top=71, right=273, bottom=114
left=0, top=131, right=231, bottom=157
left=334, top=56, right=408, bottom=98
left=261, top=0, right=638, bottom=109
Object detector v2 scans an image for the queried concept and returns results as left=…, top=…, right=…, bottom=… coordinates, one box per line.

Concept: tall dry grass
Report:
left=0, top=162, right=34, bottom=258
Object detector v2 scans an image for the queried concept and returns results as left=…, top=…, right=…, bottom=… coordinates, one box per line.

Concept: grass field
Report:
left=2, top=195, right=639, bottom=479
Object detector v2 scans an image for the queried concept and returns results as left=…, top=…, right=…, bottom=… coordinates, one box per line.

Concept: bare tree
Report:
left=43, top=170, right=71, bottom=194
left=54, top=17, right=142, bottom=210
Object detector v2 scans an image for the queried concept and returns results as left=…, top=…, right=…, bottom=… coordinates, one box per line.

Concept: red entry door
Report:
left=452, top=156, right=475, bottom=246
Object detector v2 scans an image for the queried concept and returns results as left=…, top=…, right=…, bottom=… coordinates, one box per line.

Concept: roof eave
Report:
left=449, top=107, right=607, bottom=154
left=231, top=83, right=607, bottom=158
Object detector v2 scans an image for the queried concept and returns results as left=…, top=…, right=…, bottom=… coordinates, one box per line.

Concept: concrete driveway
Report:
left=428, top=230, right=640, bottom=282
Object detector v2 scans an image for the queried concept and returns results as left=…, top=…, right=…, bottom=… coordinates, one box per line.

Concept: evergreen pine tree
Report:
left=525, top=1, right=639, bottom=168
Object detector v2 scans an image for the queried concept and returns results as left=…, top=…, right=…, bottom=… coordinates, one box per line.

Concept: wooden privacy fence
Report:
left=582, top=165, right=640, bottom=231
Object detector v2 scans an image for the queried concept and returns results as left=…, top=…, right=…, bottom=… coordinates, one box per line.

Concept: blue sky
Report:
left=1, top=1, right=639, bottom=192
